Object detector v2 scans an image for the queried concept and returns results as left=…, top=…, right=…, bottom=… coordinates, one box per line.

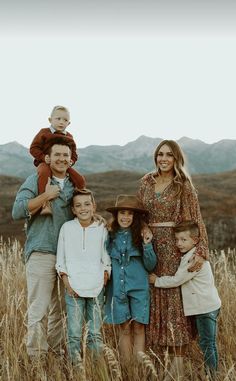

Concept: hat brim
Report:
left=106, top=206, right=148, bottom=214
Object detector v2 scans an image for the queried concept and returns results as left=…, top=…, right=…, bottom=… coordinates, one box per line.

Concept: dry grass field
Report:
left=0, top=238, right=235, bottom=381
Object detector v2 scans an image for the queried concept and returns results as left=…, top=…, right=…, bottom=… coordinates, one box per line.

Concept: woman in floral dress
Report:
left=138, top=140, right=209, bottom=358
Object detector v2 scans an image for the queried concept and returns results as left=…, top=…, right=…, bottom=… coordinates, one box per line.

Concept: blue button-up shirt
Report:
left=105, top=229, right=157, bottom=323
left=12, top=173, right=74, bottom=262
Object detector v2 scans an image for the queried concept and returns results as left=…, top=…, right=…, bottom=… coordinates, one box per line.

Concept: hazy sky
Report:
left=1, top=1, right=236, bottom=148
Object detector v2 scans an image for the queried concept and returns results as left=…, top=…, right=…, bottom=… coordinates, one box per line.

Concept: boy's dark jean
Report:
left=195, top=308, right=220, bottom=374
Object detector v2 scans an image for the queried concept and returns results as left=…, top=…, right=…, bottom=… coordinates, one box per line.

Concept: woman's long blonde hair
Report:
left=154, top=139, right=194, bottom=195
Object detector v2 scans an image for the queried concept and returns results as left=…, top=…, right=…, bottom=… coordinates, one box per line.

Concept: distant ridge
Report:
left=1, top=136, right=236, bottom=178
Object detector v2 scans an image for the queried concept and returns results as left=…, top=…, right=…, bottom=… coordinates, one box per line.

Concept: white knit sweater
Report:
left=155, top=247, right=221, bottom=316
left=56, top=219, right=111, bottom=297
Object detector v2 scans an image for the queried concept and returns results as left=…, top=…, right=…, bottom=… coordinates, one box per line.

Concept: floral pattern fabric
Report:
left=138, top=172, right=209, bottom=350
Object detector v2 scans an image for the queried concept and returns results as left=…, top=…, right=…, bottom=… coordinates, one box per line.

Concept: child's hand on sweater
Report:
left=188, top=254, right=204, bottom=272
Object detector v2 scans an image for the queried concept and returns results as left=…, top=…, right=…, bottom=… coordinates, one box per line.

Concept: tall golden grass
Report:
left=0, top=237, right=235, bottom=381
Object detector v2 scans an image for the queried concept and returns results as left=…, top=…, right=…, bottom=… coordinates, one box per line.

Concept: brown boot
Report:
left=40, top=201, right=52, bottom=216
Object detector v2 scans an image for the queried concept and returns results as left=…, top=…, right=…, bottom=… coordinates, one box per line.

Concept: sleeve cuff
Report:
left=142, top=242, right=153, bottom=250
left=23, top=199, right=32, bottom=219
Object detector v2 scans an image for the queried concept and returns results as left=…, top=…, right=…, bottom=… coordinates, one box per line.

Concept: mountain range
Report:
left=1, top=135, right=236, bottom=178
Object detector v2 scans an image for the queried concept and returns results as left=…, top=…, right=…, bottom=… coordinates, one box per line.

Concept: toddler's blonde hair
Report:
left=50, top=105, right=70, bottom=118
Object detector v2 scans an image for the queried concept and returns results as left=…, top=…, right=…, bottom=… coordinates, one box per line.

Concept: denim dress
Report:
left=105, top=229, right=157, bottom=324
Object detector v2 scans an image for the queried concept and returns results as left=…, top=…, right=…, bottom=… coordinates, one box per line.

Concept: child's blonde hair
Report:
left=50, top=105, right=70, bottom=118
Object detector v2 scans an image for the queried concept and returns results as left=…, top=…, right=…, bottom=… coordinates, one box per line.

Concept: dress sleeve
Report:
left=142, top=242, right=157, bottom=271
left=12, top=176, right=37, bottom=220
left=181, top=181, right=209, bottom=260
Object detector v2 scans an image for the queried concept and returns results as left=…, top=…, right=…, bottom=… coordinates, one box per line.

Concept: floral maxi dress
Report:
left=138, top=173, right=209, bottom=351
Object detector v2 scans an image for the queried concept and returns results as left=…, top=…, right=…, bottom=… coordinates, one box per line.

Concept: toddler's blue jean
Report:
left=195, top=308, right=220, bottom=374
left=65, top=289, right=104, bottom=363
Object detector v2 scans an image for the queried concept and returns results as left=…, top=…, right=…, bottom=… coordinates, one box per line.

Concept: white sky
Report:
left=0, top=1, right=236, bottom=148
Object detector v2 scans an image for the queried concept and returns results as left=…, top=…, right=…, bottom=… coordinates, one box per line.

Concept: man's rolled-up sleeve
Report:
left=12, top=177, right=37, bottom=220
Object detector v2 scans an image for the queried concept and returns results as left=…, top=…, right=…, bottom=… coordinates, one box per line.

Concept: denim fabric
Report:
left=105, top=229, right=157, bottom=324
left=12, top=173, right=74, bottom=261
left=195, top=308, right=220, bottom=373
left=65, top=289, right=104, bottom=362
left=110, top=288, right=150, bottom=324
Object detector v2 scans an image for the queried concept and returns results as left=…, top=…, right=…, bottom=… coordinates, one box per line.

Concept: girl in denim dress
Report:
left=105, top=195, right=157, bottom=362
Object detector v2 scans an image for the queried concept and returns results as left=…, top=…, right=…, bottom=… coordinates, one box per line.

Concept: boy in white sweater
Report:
left=56, top=189, right=111, bottom=363
left=149, top=221, right=221, bottom=379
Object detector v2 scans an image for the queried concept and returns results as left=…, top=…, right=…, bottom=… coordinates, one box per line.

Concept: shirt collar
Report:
left=49, top=125, right=67, bottom=135
left=183, top=247, right=196, bottom=257
left=51, top=173, right=70, bottom=183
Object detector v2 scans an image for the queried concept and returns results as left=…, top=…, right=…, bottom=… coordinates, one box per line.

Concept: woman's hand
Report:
left=188, top=254, right=205, bottom=272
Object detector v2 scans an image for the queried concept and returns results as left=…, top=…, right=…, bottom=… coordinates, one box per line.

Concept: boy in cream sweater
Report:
left=56, top=188, right=111, bottom=364
left=149, top=221, right=221, bottom=379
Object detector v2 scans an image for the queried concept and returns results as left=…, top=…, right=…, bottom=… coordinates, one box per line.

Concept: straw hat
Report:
left=106, top=194, right=148, bottom=214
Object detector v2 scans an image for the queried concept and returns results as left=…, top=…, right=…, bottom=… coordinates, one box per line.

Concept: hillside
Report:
left=1, top=136, right=236, bottom=178
left=1, top=170, right=236, bottom=249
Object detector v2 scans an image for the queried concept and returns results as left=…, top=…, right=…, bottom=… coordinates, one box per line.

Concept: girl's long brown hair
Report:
left=154, top=139, right=194, bottom=195
left=109, top=210, right=147, bottom=249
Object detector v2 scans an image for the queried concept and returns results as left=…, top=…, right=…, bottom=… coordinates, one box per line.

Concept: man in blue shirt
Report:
left=12, top=136, right=75, bottom=357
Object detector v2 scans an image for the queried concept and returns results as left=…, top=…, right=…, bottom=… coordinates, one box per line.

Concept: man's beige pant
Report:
left=26, top=252, right=65, bottom=356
